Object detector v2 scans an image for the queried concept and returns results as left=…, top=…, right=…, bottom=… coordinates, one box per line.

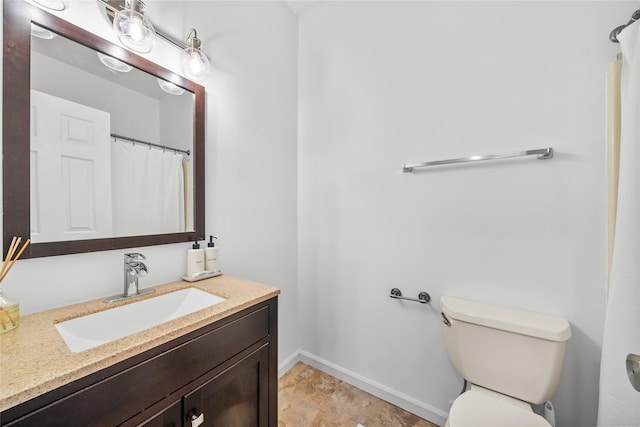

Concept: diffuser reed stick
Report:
left=0, top=236, right=18, bottom=279
left=1, top=237, right=30, bottom=282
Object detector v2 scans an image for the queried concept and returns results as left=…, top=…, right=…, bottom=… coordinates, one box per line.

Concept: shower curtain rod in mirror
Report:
left=111, top=133, right=191, bottom=156
left=610, top=9, right=640, bottom=42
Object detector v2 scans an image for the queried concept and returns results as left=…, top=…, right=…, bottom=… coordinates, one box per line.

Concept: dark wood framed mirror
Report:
left=3, top=0, right=205, bottom=259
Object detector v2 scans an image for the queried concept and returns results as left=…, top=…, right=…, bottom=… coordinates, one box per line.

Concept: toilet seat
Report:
left=446, top=386, right=550, bottom=427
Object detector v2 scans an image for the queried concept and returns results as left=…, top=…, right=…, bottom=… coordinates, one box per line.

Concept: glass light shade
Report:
left=33, top=0, right=65, bottom=11
left=157, top=78, right=185, bottom=96
left=31, top=23, right=56, bottom=40
left=97, top=52, right=132, bottom=73
left=112, top=2, right=155, bottom=53
left=181, top=47, right=210, bottom=82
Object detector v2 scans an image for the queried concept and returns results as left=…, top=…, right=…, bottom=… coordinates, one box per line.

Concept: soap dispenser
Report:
left=187, top=239, right=205, bottom=278
left=204, top=235, right=220, bottom=273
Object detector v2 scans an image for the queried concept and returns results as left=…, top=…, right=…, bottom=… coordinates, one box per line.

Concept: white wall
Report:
left=1, top=1, right=299, bottom=363
left=297, top=2, right=632, bottom=426
left=160, top=94, right=193, bottom=153
left=186, top=0, right=300, bottom=366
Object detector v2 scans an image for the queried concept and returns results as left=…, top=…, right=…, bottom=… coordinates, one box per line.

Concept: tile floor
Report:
left=278, top=362, right=439, bottom=427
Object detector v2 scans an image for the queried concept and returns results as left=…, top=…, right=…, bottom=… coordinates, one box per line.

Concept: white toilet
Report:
left=440, top=296, right=572, bottom=427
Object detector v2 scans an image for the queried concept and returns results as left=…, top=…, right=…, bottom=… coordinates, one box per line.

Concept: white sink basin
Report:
left=55, top=288, right=225, bottom=353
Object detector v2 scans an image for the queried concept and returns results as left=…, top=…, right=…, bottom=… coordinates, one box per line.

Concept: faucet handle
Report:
left=134, top=263, right=149, bottom=277
left=124, top=252, right=146, bottom=261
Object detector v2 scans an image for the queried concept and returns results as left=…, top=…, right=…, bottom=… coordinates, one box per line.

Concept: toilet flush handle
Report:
left=441, top=312, right=451, bottom=327
left=627, top=353, right=640, bottom=392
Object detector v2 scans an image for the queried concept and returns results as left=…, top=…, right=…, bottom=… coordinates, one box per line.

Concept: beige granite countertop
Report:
left=0, top=275, right=279, bottom=412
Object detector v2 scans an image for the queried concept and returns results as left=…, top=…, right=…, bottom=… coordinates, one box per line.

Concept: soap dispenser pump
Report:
left=187, top=239, right=205, bottom=278
left=204, top=235, right=220, bottom=273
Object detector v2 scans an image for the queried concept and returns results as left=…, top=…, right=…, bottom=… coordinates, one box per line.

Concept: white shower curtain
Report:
left=111, top=140, right=185, bottom=237
left=597, top=21, right=640, bottom=427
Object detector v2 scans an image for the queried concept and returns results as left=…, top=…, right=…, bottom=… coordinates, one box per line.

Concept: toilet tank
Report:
left=441, top=296, right=571, bottom=404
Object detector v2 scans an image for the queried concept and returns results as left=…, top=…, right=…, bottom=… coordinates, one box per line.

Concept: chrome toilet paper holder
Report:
left=389, top=288, right=431, bottom=304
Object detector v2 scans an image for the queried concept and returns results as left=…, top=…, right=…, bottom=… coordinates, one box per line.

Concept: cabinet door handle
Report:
left=189, top=412, right=205, bottom=427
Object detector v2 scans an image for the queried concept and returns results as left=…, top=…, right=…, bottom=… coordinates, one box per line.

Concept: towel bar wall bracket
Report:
left=402, top=147, right=554, bottom=173
left=389, top=288, right=431, bottom=304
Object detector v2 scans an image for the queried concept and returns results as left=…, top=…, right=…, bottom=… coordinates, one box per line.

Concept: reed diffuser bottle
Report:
left=0, top=236, right=30, bottom=334
left=0, top=290, right=19, bottom=333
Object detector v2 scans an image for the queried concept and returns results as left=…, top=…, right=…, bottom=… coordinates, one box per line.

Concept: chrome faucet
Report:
left=124, top=253, right=148, bottom=296
left=104, top=253, right=155, bottom=303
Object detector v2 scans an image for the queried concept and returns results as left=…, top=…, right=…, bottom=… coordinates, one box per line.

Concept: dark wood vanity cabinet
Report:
left=1, top=298, right=278, bottom=427
left=139, top=344, right=271, bottom=427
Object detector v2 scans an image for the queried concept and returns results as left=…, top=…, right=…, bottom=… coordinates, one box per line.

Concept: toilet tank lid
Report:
left=441, top=297, right=572, bottom=342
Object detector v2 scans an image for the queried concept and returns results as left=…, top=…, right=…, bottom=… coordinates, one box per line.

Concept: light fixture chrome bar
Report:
left=112, top=133, right=190, bottom=156
left=98, top=0, right=186, bottom=50
left=402, top=147, right=553, bottom=173
left=155, top=31, right=186, bottom=50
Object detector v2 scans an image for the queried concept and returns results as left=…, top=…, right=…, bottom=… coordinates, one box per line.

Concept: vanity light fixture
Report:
left=112, top=0, right=156, bottom=53
left=97, top=52, right=133, bottom=73
left=181, top=29, right=210, bottom=83
left=157, top=78, right=185, bottom=96
left=99, top=0, right=210, bottom=83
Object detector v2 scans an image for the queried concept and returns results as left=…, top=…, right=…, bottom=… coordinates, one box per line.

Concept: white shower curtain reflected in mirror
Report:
left=111, top=139, right=186, bottom=237
left=598, top=20, right=640, bottom=427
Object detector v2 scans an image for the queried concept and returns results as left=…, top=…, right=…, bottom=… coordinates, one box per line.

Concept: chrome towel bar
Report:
left=402, top=147, right=553, bottom=173
left=389, top=288, right=431, bottom=304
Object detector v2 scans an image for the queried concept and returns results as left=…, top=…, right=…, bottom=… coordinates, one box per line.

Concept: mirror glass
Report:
left=3, top=1, right=205, bottom=258
left=30, top=24, right=194, bottom=242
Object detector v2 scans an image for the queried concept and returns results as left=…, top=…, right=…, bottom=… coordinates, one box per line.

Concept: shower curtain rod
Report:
left=610, top=9, right=640, bottom=42
left=111, top=133, right=191, bottom=156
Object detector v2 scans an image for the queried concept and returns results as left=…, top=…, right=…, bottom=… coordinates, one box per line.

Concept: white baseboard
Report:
left=278, top=350, right=448, bottom=427
left=278, top=350, right=300, bottom=378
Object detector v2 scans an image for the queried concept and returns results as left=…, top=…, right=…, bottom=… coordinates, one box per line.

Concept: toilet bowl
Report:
left=440, top=296, right=571, bottom=427
left=445, top=386, right=550, bottom=427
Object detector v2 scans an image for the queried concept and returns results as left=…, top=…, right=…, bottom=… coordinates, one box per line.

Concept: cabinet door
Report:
left=183, top=345, right=270, bottom=427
